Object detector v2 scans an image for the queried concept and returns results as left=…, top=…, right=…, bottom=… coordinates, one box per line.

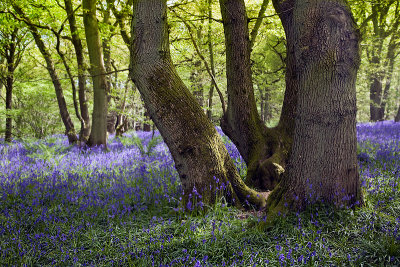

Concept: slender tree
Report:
left=83, top=0, right=109, bottom=147
left=12, top=4, right=78, bottom=143
left=64, top=0, right=91, bottom=143
left=206, top=0, right=217, bottom=120
left=0, top=24, right=27, bottom=142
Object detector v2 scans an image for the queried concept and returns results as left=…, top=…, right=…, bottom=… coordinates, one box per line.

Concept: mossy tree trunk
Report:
left=13, top=4, right=78, bottom=144
left=64, top=0, right=91, bottom=143
left=218, top=0, right=294, bottom=191
left=83, top=0, right=109, bottom=147
left=130, top=0, right=265, bottom=209
left=267, top=0, right=363, bottom=214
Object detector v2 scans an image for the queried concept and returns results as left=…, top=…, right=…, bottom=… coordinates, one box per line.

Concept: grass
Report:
left=0, top=123, right=400, bottom=266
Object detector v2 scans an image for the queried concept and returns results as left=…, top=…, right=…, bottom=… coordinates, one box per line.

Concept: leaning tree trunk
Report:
left=13, top=4, right=78, bottom=144
left=83, top=0, right=109, bottom=147
left=64, top=0, right=91, bottom=143
left=219, top=0, right=294, bottom=191
left=130, top=0, right=265, bottom=209
left=267, top=0, right=363, bottom=215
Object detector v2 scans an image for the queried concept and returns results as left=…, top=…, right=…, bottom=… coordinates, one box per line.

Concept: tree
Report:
left=0, top=16, right=28, bottom=142
left=130, top=0, right=266, bottom=208
left=217, top=0, right=362, bottom=213
left=83, top=0, right=109, bottom=147
left=267, top=0, right=363, bottom=213
left=219, top=0, right=293, bottom=191
left=130, top=0, right=363, bottom=213
left=350, top=0, right=400, bottom=121
left=64, top=0, right=91, bottom=143
left=364, top=1, right=400, bottom=121
left=11, top=4, right=78, bottom=144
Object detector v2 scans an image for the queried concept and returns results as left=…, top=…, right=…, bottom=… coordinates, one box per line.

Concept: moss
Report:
left=261, top=183, right=294, bottom=227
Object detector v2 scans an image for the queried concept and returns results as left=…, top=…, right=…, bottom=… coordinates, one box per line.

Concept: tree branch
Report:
left=170, top=7, right=226, bottom=114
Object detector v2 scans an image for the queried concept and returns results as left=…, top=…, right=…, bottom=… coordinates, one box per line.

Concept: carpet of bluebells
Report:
left=0, top=123, right=400, bottom=266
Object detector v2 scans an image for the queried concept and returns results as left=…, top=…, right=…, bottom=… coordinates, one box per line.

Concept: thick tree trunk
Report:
left=64, top=0, right=91, bottom=143
left=130, top=0, right=265, bottom=209
left=267, top=0, right=363, bottom=214
left=13, top=4, right=78, bottom=144
left=83, top=0, right=109, bottom=147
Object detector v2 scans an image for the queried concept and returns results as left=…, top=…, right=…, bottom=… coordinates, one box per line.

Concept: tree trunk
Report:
left=206, top=0, right=216, bottom=120
left=130, top=0, right=265, bottom=209
left=142, top=109, right=151, bottom=132
left=219, top=0, right=293, bottom=191
left=83, top=0, right=109, bottom=147
left=13, top=4, right=78, bottom=144
left=5, top=56, right=14, bottom=143
left=3, top=29, right=19, bottom=143
left=115, top=80, right=129, bottom=136
left=54, top=32, right=84, bottom=135
left=395, top=106, right=400, bottom=122
left=378, top=36, right=397, bottom=121
left=64, top=0, right=91, bottom=143
left=369, top=53, right=384, bottom=122
left=267, top=0, right=363, bottom=214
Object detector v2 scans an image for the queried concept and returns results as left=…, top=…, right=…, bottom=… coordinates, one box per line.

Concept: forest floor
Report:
left=0, top=123, right=399, bottom=266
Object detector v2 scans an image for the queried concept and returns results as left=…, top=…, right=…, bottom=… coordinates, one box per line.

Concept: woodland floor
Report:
left=0, top=123, right=399, bottom=266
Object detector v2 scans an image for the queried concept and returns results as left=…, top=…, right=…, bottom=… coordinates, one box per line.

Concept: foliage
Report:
left=116, top=132, right=163, bottom=157
left=1, top=123, right=400, bottom=265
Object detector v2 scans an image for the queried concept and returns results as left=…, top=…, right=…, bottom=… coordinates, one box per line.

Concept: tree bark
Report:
left=219, top=0, right=292, bottom=191
left=267, top=0, right=363, bottom=214
left=13, top=4, right=78, bottom=144
left=64, top=0, right=91, bottom=143
left=83, top=0, right=109, bottom=147
left=130, top=0, right=265, bottom=209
